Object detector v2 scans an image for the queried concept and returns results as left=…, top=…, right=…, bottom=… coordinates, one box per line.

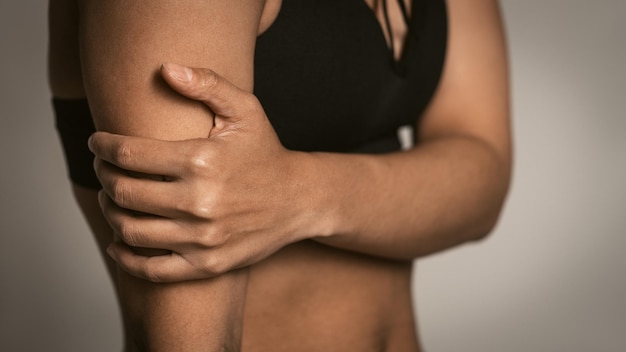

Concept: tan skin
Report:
left=49, top=0, right=510, bottom=351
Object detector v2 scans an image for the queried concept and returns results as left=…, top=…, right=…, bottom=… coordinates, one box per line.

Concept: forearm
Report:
left=308, top=135, right=511, bottom=260
left=308, top=0, right=512, bottom=260
left=115, top=269, right=247, bottom=352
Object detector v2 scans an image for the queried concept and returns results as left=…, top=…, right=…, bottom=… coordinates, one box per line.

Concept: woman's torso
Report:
left=243, top=0, right=447, bottom=350
left=52, top=0, right=447, bottom=350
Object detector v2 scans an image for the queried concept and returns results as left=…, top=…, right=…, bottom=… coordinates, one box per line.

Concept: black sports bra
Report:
left=254, top=0, right=447, bottom=152
left=54, top=0, right=447, bottom=189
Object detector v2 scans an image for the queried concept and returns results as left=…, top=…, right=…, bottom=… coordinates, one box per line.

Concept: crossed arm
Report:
left=89, top=0, right=511, bottom=280
left=50, top=0, right=510, bottom=350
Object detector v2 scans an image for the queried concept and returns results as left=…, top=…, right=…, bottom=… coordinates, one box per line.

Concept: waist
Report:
left=242, top=240, right=420, bottom=351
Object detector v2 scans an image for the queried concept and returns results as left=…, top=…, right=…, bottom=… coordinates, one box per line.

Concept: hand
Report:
left=89, top=63, right=320, bottom=283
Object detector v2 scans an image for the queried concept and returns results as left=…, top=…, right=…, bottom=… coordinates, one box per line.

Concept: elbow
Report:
left=472, top=147, right=512, bottom=242
left=406, top=205, right=506, bottom=260
left=470, top=208, right=503, bottom=242
left=468, top=184, right=510, bottom=243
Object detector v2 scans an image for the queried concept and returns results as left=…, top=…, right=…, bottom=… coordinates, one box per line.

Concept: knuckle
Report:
left=113, top=140, right=133, bottom=166
left=244, top=94, right=261, bottom=112
left=200, top=254, right=227, bottom=277
left=144, top=266, right=164, bottom=283
left=185, top=147, right=211, bottom=175
left=199, top=227, right=228, bottom=248
left=242, top=95, right=266, bottom=123
left=191, top=202, right=212, bottom=219
left=200, top=69, right=219, bottom=91
left=195, top=228, right=215, bottom=248
left=110, top=178, right=132, bottom=207
left=118, top=221, right=140, bottom=247
left=178, top=195, right=211, bottom=219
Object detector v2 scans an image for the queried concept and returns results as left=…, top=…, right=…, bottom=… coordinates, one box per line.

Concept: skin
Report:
left=49, top=0, right=510, bottom=351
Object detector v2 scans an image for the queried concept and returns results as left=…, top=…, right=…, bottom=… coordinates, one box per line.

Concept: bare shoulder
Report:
left=419, top=0, right=511, bottom=162
left=258, top=0, right=283, bottom=36
left=48, top=0, right=281, bottom=98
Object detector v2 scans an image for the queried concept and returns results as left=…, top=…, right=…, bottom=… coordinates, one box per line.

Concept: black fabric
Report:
left=253, top=0, right=447, bottom=153
left=54, top=0, right=447, bottom=189
left=53, top=98, right=101, bottom=189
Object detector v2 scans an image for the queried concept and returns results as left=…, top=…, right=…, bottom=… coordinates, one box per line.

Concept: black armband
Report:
left=53, top=98, right=101, bottom=189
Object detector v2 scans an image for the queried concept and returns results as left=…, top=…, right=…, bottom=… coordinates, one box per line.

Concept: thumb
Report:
left=161, top=63, right=249, bottom=118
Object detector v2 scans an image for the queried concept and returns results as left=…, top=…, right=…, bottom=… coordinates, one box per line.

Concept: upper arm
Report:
left=65, top=2, right=268, bottom=348
left=77, top=0, right=267, bottom=140
left=419, top=0, right=511, bottom=165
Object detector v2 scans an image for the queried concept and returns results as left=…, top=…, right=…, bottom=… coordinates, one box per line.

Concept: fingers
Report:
left=161, top=62, right=260, bottom=120
left=107, top=242, right=199, bottom=283
left=89, top=132, right=196, bottom=176
left=98, top=191, right=184, bottom=249
left=95, top=159, right=189, bottom=217
left=107, top=241, right=236, bottom=283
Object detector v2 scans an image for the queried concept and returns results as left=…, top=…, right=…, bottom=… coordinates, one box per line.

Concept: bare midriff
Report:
left=242, top=241, right=420, bottom=352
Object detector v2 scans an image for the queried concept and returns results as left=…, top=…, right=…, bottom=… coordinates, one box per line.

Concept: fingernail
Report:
left=88, top=133, right=99, bottom=154
left=164, top=63, right=193, bottom=82
left=106, top=244, right=115, bottom=258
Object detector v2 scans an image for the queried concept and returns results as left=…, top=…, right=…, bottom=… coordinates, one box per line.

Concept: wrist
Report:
left=287, top=151, right=339, bottom=241
left=299, top=151, right=389, bottom=244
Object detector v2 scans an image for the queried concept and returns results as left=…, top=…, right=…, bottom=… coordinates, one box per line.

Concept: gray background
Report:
left=1, top=1, right=625, bottom=351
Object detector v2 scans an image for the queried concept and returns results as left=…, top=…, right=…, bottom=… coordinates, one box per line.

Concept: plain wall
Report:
left=1, top=1, right=624, bottom=351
